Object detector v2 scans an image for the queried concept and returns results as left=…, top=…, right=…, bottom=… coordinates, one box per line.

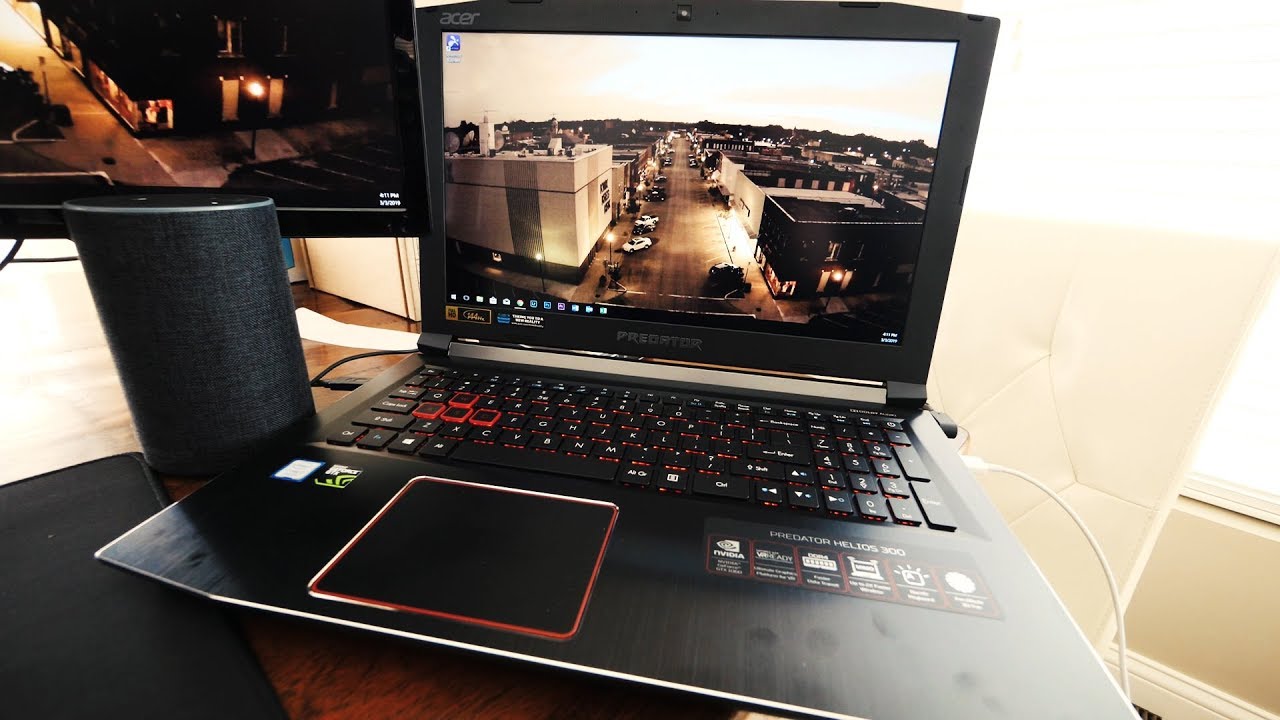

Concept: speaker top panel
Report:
left=62, top=195, right=274, bottom=215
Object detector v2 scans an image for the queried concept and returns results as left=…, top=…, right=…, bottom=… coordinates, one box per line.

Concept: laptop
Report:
left=99, top=2, right=1137, bottom=718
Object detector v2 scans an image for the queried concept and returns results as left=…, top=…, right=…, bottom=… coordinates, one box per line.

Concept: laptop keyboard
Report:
left=325, top=367, right=958, bottom=532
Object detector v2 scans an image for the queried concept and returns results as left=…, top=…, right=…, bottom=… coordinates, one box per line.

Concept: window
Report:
left=826, top=241, right=841, bottom=261
left=278, top=24, right=289, bottom=55
left=216, top=17, right=243, bottom=57
left=1185, top=281, right=1280, bottom=523
left=962, top=0, right=1280, bottom=520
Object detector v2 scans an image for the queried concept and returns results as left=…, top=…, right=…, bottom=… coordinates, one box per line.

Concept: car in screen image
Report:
left=621, top=236, right=653, bottom=253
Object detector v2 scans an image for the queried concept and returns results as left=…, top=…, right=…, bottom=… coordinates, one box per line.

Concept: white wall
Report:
left=718, top=157, right=766, bottom=237
left=1125, top=499, right=1280, bottom=715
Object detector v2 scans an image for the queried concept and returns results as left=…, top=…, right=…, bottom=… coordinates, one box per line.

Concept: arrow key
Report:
left=755, top=480, right=785, bottom=505
left=787, top=487, right=820, bottom=510
left=822, top=490, right=855, bottom=514
left=785, top=467, right=816, bottom=485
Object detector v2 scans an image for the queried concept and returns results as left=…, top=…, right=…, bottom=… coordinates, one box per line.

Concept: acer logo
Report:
left=441, top=11, right=480, bottom=25
left=616, top=331, right=703, bottom=351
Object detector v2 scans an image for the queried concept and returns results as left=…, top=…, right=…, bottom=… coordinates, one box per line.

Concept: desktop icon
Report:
left=446, top=33, right=462, bottom=52
left=599, top=307, right=608, bottom=315
left=462, top=295, right=470, bottom=302
left=489, top=297, right=498, bottom=305
left=585, top=306, right=594, bottom=313
left=557, top=302, right=566, bottom=311
left=450, top=294, right=457, bottom=300
left=516, top=299, right=524, bottom=307
left=502, top=298, right=511, bottom=306
left=571, top=304, right=580, bottom=312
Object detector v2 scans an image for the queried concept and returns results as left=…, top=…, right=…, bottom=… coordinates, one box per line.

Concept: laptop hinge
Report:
left=446, top=341, right=889, bottom=406
left=885, top=381, right=927, bottom=409
left=416, top=332, right=452, bottom=357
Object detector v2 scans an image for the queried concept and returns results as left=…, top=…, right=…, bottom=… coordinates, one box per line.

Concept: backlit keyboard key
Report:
left=822, top=490, right=855, bottom=514
left=856, top=494, right=890, bottom=522
left=755, top=480, right=785, bottom=504
left=373, top=398, right=415, bottom=414
left=389, top=386, right=424, bottom=400
left=388, top=434, right=426, bottom=454
left=326, top=426, right=363, bottom=446
left=619, top=463, right=653, bottom=486
left=440, top=406, right=473, bottom=423
left=693, top=473, right=749, bottom=500
left=787, top=486, right=820, bottom=510
left=357, top=429, right=397, bottom=449
left=448, top=392, right=479, bottom=409
left=880, top=477, right=912, bottom=498
left=848, top=474, right=877, bottom=493
left=352, top=411, right=414, bottom=430
left=887, top=497, right=923, bottom=526
left=412, top=402, right=446, bottom=419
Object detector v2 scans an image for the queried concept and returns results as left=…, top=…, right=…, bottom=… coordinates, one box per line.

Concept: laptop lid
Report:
left=414, top=0, right=997, bottom=388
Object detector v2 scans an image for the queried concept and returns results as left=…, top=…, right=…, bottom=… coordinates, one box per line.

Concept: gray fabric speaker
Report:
left=64, top=195, right=315, bottom=476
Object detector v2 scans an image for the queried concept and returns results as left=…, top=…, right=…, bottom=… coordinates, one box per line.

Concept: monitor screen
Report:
left=0, top=0, right=425, bottom=237
left=439, top=31, right=956, bottom=347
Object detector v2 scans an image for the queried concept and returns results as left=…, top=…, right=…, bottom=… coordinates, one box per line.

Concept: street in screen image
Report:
left=440, top=32, right=954, bottom=341
left=0, top=0, right=406, bottom=198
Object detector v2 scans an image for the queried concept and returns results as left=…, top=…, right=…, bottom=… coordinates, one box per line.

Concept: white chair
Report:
left=926, top=212, right=1280, bottom=648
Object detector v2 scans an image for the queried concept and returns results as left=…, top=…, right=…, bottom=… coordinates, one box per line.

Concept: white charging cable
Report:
left=961, top=455, right=1131, bottom=700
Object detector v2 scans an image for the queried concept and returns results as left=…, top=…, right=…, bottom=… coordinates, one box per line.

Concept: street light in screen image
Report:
left=246, top=79, right=266, bottom=159
left=824, top=270, right=846, bottom=310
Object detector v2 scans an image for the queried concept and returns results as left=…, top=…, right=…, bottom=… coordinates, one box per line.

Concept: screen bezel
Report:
left=416, top=0, right=998, bottom=385
left=0, top=0, right=428, bottom=239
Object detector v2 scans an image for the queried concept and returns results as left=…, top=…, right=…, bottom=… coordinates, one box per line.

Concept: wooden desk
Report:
left=2, top=257, right=755, bottom=720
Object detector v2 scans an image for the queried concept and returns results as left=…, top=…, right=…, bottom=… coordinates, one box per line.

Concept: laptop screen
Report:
left=439, top=32, right=956, bottom=347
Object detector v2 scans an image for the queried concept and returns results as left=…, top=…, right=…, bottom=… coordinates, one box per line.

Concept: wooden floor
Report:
left=290, top=282, right=423, bottom=419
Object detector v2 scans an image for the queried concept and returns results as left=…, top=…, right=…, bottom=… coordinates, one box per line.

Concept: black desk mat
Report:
left=0, top=454, right=285, bottom=720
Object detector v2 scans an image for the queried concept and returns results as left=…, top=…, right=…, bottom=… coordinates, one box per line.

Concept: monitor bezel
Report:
left=0, top=0, right=428, bottom=239
left=416, top=0, right=998, bottom=386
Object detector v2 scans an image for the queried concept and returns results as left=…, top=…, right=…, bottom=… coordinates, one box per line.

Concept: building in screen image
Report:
left=0, top=0, right=405, bottom=197
left=441, top=32, right=955, bottom=343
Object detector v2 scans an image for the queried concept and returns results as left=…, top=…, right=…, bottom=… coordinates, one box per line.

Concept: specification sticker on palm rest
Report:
left=705, top=519, right=1001, bottom=619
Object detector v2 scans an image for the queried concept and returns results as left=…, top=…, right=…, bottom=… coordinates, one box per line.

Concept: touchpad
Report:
left=309, top=477, right=618, bottom=639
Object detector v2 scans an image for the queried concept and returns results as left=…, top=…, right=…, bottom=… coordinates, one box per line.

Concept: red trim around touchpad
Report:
left=308, top=476, right=618, bottom=640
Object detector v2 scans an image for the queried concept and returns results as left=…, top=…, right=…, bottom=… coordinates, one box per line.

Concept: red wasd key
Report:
left=469, top=409, right=502, bottom=427
left=448, top=392, right=479, bottom=409
left=440, top=406, right=473, bottom=423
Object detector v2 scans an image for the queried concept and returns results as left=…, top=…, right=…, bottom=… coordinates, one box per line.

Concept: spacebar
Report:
left=451, top=443, right=619, bottom=482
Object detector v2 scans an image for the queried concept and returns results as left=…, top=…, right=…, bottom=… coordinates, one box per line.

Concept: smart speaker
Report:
left=63, top=195, right=315, bottom=475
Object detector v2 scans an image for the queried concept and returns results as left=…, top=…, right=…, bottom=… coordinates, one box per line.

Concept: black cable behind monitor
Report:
left=310, top=349, right=420, bottom=391
left=0, top=239, right=24, bottom=273
left=0, top=239, right=80, bottom=272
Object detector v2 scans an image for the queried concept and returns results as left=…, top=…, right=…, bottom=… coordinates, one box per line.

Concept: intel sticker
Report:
left=273, top=459, right=326, bottom=483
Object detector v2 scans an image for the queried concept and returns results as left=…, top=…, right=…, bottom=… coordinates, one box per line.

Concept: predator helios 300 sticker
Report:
left=706, top=518, right=1001, bottom=619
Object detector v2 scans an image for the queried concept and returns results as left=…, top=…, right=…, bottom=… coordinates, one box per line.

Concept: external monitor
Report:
left=0, top=0, right=426, bottom=238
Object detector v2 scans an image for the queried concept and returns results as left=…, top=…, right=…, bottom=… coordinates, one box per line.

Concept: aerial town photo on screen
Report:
left=442, top=32, right=955, bottom=342
left=0, top=0, right=406, bottom=200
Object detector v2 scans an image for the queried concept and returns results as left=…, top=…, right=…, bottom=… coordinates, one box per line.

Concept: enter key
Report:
left=748, top=445, right=813, bottom=466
